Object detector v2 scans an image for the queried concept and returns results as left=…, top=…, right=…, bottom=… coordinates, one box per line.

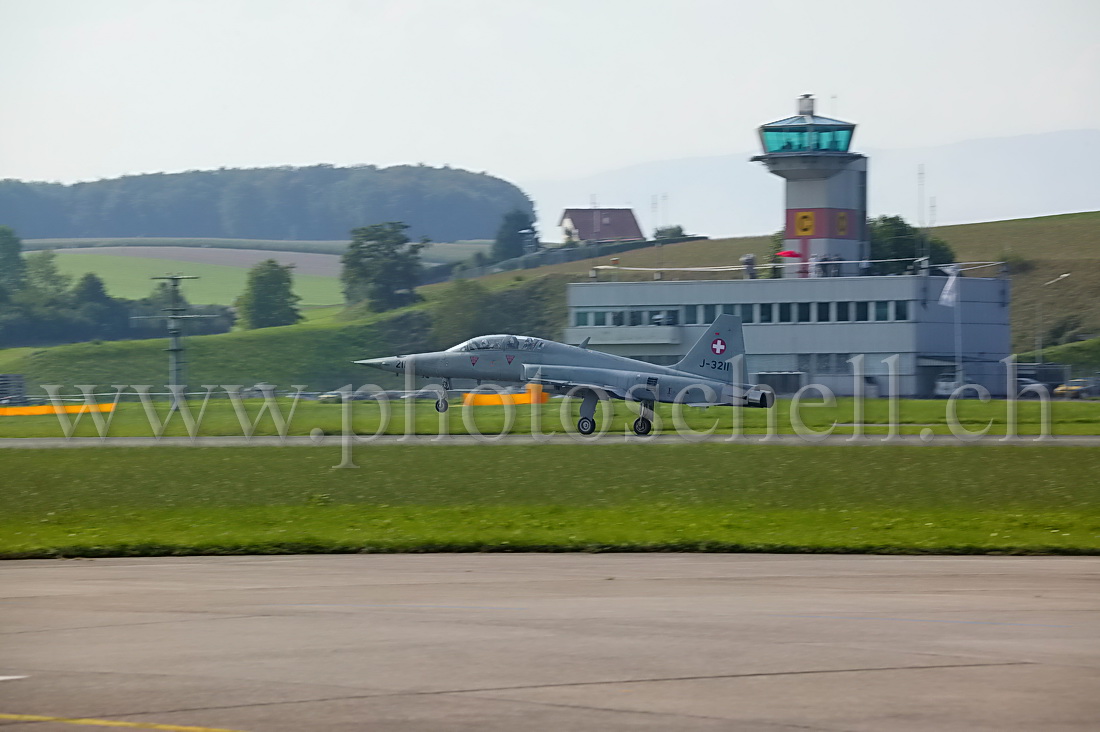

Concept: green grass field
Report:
left=2, top=396, right=1097, bottom=439
left=54, top=252, right=343, bottom=305
left=0, top=445, right=1096, bottom=558
left=28, top=237, right=491, bottom=264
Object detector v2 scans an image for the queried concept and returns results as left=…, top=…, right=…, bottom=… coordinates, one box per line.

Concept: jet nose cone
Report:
left=356, top=356, right=399, bottom=372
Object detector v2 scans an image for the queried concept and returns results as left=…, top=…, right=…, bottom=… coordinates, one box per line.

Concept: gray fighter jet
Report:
left=357, top=314, right=774, bottom=435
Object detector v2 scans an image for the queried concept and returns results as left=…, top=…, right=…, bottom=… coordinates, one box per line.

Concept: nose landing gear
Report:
left=632, top=400, right=654, bottom=436
left=435, top=380, right=451, bottom=412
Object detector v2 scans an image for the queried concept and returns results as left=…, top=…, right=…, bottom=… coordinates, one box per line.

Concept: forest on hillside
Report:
left=0, top=164, right=534, bottom=242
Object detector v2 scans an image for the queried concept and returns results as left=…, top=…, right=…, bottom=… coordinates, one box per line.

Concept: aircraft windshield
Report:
left=445, top=335, right=544, bottom=352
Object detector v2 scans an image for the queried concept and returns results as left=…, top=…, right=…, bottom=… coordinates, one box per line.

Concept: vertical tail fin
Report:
left=672, top=314, right=745, bottom=377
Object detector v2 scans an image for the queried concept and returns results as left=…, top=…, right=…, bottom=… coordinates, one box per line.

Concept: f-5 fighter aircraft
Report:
left=357, top=314, right=774, bottom=435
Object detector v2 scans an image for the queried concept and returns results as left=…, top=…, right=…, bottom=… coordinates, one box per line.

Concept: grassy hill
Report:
left=54, top=252, right=344, bottom=305
left=3, top=212, right=1098, bottom=389
left=4, top=275, right=569, bottom=391
left=935, top=211, right=1100, bottom=352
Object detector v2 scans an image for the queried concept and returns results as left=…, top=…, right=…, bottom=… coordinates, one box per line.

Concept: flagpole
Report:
left=954, top=278, right=963, bottom=385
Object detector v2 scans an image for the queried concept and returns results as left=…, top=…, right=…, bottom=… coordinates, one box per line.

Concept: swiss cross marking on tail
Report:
left=711, top=338, right=726, bottom=355
left=470, top=356, right=479, bottom=365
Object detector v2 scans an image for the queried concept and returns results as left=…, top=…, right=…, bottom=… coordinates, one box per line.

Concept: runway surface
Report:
left=3, top=434, right=1100, bottom=448
left=1, top=554, right=1097, bottom=731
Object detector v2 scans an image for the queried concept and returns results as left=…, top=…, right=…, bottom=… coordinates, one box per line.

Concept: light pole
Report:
left=1036, top=273, right=1071, bottom=364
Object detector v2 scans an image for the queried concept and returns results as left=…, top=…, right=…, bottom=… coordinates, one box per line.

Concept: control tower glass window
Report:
left=762, top=127, right=852, bottom=153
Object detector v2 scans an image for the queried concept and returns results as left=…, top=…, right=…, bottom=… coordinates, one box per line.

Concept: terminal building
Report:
left=563, top=95, right=1012, bottom=398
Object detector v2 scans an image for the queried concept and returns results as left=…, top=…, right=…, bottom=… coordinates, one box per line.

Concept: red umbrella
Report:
left=776, top=250, right=802, bottom=258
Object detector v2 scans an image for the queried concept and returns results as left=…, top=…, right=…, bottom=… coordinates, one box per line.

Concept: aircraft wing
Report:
left=522, top=364, right=628, bottom=400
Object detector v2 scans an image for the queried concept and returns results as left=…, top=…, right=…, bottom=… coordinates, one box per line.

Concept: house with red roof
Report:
left=559, top=208, right=644, bottom=244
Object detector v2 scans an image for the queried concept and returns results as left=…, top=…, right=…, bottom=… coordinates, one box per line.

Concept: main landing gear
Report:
left=576, top=390, right=599, bottom=435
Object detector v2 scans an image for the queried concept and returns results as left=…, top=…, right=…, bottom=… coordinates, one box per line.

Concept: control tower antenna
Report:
left=132, top=275, right=216, bottom=400
left=918, top=164, right=927, bottom=260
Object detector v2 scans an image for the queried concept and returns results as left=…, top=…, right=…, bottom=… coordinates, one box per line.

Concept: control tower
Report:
left=752, top=94, right=867, bottom=276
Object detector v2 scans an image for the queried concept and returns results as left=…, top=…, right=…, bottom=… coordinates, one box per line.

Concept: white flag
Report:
left=939, top=265, right=959, bottom=307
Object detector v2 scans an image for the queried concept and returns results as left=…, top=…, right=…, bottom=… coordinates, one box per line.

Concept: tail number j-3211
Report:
left=699, top=359, right=731, bottom=372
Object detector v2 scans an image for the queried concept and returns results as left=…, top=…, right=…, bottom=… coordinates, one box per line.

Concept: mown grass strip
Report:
left=1, top=445, right=1097, bottom=557
left=2, top=397, right=1097, bottom=439
left=3, top=505, right=1095, bottom=559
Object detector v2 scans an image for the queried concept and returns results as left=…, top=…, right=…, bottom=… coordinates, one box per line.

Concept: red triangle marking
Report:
left=470, top=356, right=479, bottom=365
left=506, top=355, right=515, bottom=364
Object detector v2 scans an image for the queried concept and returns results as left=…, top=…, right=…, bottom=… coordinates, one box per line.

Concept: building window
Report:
left=683, top=305, right=698, bottom=325
left=816, top=302, right=831, bottom=322
left=665, top=309, right=680, bottom=326
left=612, top=311, right=625, bottom=326
left=703, top=304, right=717, bottom=323
left=813, top=353, right=831, bottom=374
left=895, top=300, right=909, bottom=321
left=875, top=301, right=890, bottom=321
left=797, top=303, right=811, bottom=322
left=836, top=302, right=851, bottom=321
left=574, top=311, right=590, bottom=327
left=855, top=302, right=869, bottom=321
left=779, top=303, right=792, bottom=323
left=740, top=304, right=754, bottom=324
left=722, top=304, right=736, bottom=315
left=759, top=303, right=773, bottom=323
left=797, top=354, right=812, bottom=373
left=837, top=354, right=852, bottom=374
left=593, top=311, right=606, bottom=326
left=629, top=310, right=643, bottom=326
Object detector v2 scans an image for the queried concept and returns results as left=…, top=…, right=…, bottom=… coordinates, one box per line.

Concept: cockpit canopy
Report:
left=445, top=335, right=546, bottom=352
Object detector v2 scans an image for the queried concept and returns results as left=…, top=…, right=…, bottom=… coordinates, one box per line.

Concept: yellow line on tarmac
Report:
left=0, top=713, right=245, bottom=731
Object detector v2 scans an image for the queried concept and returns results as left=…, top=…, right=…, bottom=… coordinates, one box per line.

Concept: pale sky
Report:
left=2, top=0, right=1098, bottom=187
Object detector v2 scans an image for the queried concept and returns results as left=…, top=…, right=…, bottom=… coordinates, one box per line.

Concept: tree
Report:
left=341, top=222, right=428, bottom=311
left=71, top=272, right=112, bottom=304
left=235, top=259, right=302, bottom=329
left=0, top=227, right=25, bottom=292
left=490, top=209, right=538, bottom=262
left=653, top=225, right=685, bottom=239
left=430, top=279, right=494, bottom=348
left=868, top=215, right=955, bottom=275
left=22, top=250, right=72, bottom=298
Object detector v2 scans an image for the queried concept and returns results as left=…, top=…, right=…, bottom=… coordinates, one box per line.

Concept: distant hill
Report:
left=0, top=164, right=533, bottom=243
left=521, top=129, right=1100, bottom=240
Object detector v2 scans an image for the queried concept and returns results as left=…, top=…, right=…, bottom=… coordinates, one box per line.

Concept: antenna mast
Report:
left=132, top=275, right=216, bottom=398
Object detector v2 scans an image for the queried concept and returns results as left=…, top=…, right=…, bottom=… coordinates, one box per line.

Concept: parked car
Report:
left=317, top=390, right=375, bottom=404
left=1054, top=379, right=1095, bottom=399
left=933, top=371, right=966, bottom=397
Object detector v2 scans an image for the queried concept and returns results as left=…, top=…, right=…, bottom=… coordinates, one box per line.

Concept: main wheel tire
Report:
left=435, top=398, right=449, bottom=413
left=577, top=416, right=595, bottom=435
left=632, top=417, right=652, bottom=436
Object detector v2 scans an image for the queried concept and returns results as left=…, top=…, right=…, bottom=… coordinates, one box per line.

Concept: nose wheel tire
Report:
left=435, top=398, right=449, bottom=413
left=577, top=416, right=596, bottom=435
left=632, top=417, right=652, bottom=436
